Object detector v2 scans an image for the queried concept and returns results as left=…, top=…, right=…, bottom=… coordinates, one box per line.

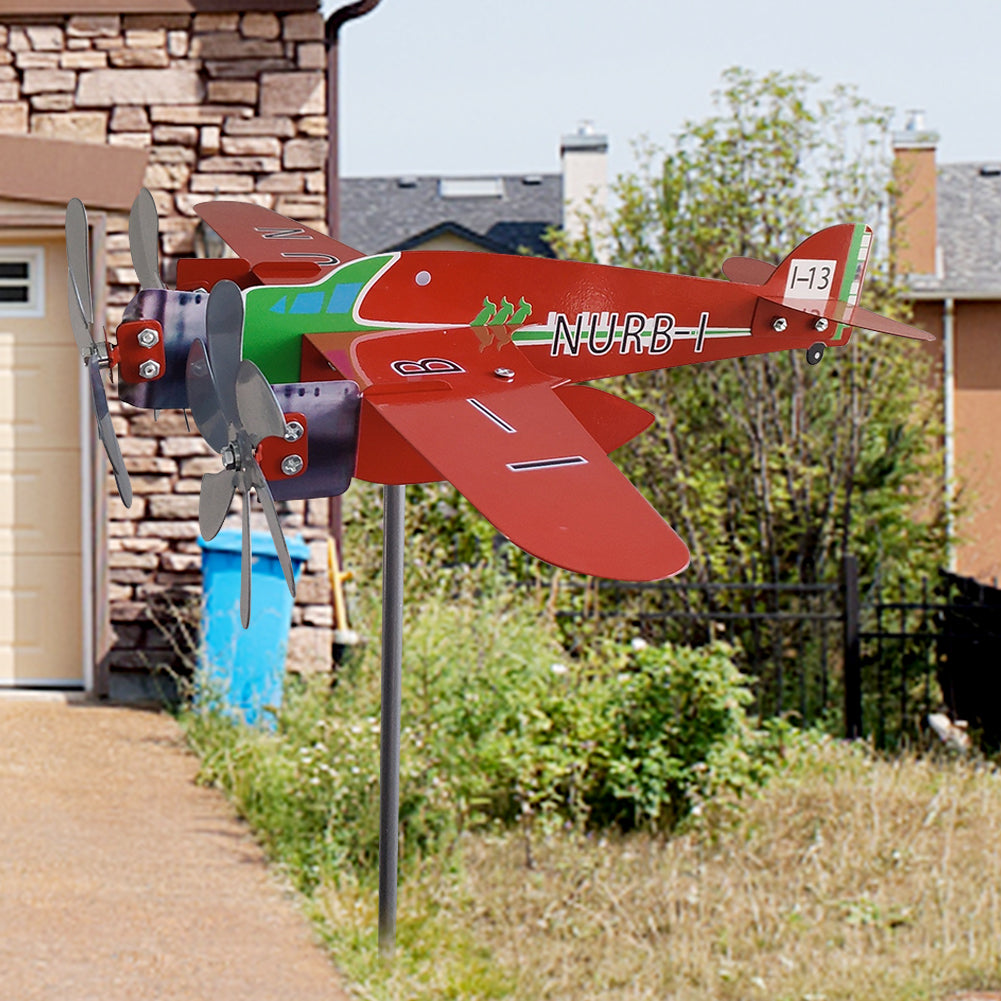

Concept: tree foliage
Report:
left=550, top=68, right=945, bottom=590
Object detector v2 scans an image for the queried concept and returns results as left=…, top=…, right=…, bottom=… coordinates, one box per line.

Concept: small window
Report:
left=0, top=247, right=45, bottom=317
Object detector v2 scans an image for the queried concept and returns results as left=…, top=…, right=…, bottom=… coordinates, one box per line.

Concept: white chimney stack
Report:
left=560, top=121, right=609, bottom=259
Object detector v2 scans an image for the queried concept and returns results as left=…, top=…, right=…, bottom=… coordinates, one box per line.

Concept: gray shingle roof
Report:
left=338, top=173, right=562, bottom=257
left=911, top=162, right=1001, bottom=297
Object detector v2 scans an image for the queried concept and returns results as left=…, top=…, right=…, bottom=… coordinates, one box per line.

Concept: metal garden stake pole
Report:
left=378, top=482, right=404, bottom=957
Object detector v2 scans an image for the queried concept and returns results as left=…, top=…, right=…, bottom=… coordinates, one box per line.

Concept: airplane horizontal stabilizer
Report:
left=721, top=256, right=776, bottom=285
left=849, top=306, right=935, bottom=342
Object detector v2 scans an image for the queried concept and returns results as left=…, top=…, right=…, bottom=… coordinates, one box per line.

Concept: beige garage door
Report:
left=0, top=230, right=85, bottom=688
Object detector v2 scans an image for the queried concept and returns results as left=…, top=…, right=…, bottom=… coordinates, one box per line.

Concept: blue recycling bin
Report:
left=197, top=528, right=311, bottom=727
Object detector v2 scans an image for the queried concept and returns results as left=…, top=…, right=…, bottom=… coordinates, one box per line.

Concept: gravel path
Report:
left=0, top=696, right=350, bottom=1001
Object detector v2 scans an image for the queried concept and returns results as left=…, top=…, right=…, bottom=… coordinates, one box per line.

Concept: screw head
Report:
left=281, top=454, right=304, bottom=476
left=138, top=359, right=161, bottom=379
left=494, top=367, right=515, bottom=379
left=771, top=317, right=788, bottom=333
left=283, top=420, right=305, bottom=442
left=137, top=327, right=159, bottom=348
left=814, top=317, right=829, bottom=333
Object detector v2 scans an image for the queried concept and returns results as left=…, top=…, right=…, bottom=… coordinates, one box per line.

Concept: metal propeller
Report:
left=65, top=197, right=133, bottom=508
left=128, top=187, right=166, bottom=291
left=186, top=280, right=296, bottom=628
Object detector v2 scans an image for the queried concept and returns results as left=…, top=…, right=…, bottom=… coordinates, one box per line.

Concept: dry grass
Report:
left=448, top=737, right=1001, bottom=1001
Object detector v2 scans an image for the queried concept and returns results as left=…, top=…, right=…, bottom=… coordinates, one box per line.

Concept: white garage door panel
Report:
left=0, top=232, right=85, bottom=688
left=0, top=337, right=82, bottom=449
left=0, top=447, right=81, bottom=556
left=0, top=553, right=83, bottom=685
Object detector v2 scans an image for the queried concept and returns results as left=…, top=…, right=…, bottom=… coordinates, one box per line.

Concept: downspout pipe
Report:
left=325, top=0, right=381, bottom=556
left=325, top=0, right=382, bottom=242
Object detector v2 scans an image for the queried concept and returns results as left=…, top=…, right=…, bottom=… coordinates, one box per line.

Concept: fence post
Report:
left=842, top=554, right=863, bottom=739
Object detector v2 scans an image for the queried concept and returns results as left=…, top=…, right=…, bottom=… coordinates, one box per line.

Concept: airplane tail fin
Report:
left=755, top=225, right=933, bottom=343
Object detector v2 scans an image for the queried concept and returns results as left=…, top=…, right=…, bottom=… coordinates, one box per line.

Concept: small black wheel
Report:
left=806, top=342, right=825, bottom=366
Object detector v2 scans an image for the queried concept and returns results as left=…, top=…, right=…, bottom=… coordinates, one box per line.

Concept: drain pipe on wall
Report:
left=325, top=0, right=382, bottom=570
left=943, top=296, right=956, bottom=571
left=325, top=0, right=382, bottom=246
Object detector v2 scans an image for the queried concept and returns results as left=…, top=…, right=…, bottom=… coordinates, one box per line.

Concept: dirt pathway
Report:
left=0, top=696, right=350, bottom=1001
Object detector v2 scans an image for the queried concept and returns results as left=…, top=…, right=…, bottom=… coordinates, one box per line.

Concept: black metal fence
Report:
left=552, top=556, right=1001, bottom=749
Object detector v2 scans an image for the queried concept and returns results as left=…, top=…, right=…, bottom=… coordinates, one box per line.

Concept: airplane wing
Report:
left=350, top=327, right=691, bottom=581
left=193, top=200, right=366, bottom=284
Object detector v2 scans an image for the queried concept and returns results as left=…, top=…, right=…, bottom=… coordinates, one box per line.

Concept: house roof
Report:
left=339, top=173, right=562, bottom=257
left=911, top=162, right=1001, bottom=298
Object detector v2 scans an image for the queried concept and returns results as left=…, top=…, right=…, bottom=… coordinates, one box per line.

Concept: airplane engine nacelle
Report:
left=118, top=288, right=208, bottom=410
left=263, top=380, right=361, bottom=502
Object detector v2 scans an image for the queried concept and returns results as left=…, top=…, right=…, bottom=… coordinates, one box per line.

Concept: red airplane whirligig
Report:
left=66, top=191, right=933, bottom=625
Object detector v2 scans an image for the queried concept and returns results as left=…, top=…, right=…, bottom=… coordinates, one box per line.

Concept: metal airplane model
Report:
left=66, top=190, right=933, bottom=625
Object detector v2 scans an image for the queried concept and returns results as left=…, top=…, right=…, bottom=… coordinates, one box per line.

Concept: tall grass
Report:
left=180, top=565, right=1001, bottom=1000
left=439, top=738, right=1001, bottom=1001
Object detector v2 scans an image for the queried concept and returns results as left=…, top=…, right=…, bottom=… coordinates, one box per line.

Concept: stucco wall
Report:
left=952, top=300, right=1001, bottom=582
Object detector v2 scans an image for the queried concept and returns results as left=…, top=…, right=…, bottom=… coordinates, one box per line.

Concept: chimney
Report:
left=892, top=110, right=939, bottom=276
left=560, top=121, right=608, bottom=257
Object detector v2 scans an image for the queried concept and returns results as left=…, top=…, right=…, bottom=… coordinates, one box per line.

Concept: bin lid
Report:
left=198, top=528, right=311, bottom=563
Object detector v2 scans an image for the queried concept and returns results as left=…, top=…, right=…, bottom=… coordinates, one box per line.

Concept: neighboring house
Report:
left=895, top=114, right=1001, bottom=583
left=340, top=123, right=608, bottom=256
left=0, top=0, right=336, bottom=697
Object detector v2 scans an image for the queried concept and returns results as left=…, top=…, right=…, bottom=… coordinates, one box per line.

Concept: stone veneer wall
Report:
left=0, top=11, right=336, bottom=689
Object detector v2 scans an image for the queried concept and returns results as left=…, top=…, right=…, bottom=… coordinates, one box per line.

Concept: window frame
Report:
left=0, top=245, right=45, bottom=318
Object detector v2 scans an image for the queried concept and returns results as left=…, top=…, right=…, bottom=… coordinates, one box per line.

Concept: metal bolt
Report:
left=814, top=317, right=829, bottom=332
left=771, top=317, right=788, bottom=333
left=138, top=359, right=161, bottom=379
left=281, top=454, right=304, bottom=476
left=494, top=367, right=515, bottom=379
left=137, top=327, right=159, bottom=348
left=283, top=420, right=305, bottom=442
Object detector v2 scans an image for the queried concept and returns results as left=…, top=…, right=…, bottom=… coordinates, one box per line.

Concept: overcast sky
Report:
left=326, top=0, right=998, bottom=181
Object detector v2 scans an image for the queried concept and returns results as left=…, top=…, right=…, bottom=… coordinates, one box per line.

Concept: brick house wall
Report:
left=0, top=8, right=338, bottom=692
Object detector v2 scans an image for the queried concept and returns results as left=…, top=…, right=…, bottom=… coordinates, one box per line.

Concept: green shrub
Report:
left=182, top=567, right=785, bottom=889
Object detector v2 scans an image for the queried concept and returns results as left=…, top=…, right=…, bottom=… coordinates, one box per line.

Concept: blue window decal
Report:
left=326, top=282, right=363, bottom=314
left=269, top=295, right=287, bottom=313
left=290, top=291, right=325, bottom=315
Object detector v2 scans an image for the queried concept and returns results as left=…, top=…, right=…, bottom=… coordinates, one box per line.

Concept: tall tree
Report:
left=551, top=68, right=945, bottom=590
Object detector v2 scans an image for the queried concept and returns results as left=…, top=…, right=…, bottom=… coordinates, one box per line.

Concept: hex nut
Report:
left=138, top=359, right=161, bottom=379
left=771, top=317, right=788, bottom=333
left=137, top=327, right=160, bottom=348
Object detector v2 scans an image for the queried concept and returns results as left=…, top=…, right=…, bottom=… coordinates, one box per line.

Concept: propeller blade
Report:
left=240, top=484, right=252, bottom=629
left=186, top=339, right=231, bottom=454
left=199, top=467, right=237, bottom=541
left=65, top=197, right=94, bottom=328
left=204, top=279, right=245, bottom=419
left=88, top=358, right=132, bottom=508
left=249, top=460, right=296, bottom=598
left=67, top=268, right=94, bottom=357
left=128, top=188, right=166, bottom=291
left=235, top=360, right=287, bottom=443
